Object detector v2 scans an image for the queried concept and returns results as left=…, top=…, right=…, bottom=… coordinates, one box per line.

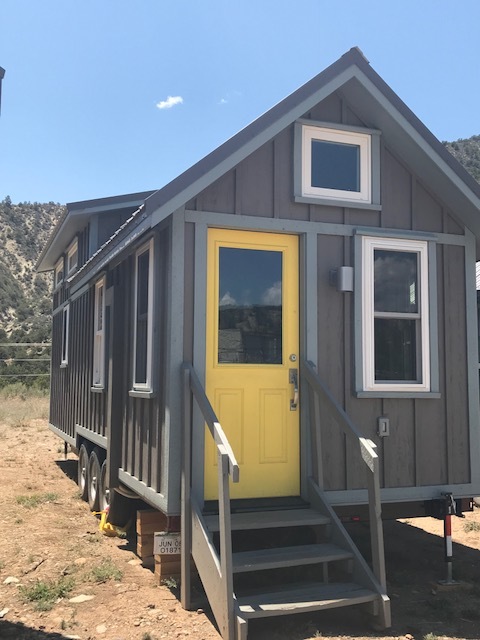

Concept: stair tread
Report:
left=204, top=508, right=329, bottom=532
left=236, top=581, right=377, bottom=618
left=232, top=543, right=353, bottom=572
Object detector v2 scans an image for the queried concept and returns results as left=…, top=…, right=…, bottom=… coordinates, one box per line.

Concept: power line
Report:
left=0, top=373, right=50, bottom=378
left=0, top=343, right=51, bottom=347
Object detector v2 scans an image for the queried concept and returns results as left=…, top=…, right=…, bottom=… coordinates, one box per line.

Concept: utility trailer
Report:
left=37, top=48, right=480, bottom=639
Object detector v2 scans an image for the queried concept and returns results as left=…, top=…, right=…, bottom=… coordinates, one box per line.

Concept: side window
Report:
left=54, top=258, right=64, bottom=289
left=360, top=236, right=431, bottom=393
left=93, top=277, right=105, bottom=387
left=66, top=239, right=78, bottom=275
left=61, top=304, right=69, bottom=366
left=133, top=239, right=154, bottom=391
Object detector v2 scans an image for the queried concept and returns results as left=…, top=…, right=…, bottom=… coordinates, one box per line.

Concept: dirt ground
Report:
left=1, top=400, right=480, bottom=640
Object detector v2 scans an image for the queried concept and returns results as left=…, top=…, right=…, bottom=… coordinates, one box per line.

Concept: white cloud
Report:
left=262, top=281, right=282, bottom=306
left=219, top=291, right=236, bottom=307
left=156, top=95, right=184, bottom=110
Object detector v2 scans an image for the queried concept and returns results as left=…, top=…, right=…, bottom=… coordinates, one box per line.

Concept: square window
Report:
left=302, top=125, right=371, bottom=202
left=295, top=122, right=380, bottom=207
left=360, top=236, right=431, bottom=393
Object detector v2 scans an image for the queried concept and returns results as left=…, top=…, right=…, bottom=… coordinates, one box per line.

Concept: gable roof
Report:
left=36, top=190, right=156, bottom=272
left=142, top=47, right=480, bottom=228
left=39, top=47, right=480, bottom=277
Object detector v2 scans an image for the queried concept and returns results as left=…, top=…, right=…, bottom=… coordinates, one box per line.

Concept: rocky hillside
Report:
left=0, top=198, right=64, bottom=387
left=444, top=135, right=480, bottom=183
left=0, top=197, right=64, bottom=343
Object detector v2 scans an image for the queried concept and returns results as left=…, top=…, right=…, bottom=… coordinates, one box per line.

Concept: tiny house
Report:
left=37, top=48, right=480, bottom=639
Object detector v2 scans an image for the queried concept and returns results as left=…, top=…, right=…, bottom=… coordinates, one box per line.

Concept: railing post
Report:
left=181, top=365, right=192, bottom=609
left=366, top=459, right=386, bottom=590
left=218, top=449, right=235, bottom=640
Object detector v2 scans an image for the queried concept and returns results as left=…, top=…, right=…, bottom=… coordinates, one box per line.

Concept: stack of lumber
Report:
left=136, top=509, right=182, bottom=583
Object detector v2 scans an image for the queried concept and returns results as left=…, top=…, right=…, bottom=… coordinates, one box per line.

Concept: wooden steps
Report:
left=232, top=542, right=352, bottom=573
left=236, top=581, right=378, bottom=619
left=204, top=508, right=329, bottom=532
left=192, top=501, right=389, bottom=638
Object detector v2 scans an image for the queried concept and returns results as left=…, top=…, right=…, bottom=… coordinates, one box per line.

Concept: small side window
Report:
left=93, top=277, right=105, bottom=387
left=67, top=239, right=78, bottom=275
left=133, top=239, right=154, bottom=391
left=54, top=259, right=64, bottom=289
left=61, top=304, right=69, bottom=366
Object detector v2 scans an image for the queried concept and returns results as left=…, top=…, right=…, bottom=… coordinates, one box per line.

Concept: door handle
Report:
left=289, top=368, right=299, bottom=411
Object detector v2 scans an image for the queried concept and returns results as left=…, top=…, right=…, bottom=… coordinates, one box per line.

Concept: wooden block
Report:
left=155, top=560, right=182, bottom=579
left=137, top=539, right=154, bottom=558
left=154, top=553, right=181, bottom=565
left=136, top=509, right=167, bottom=535
left=141, top=556, right=154, bottom=569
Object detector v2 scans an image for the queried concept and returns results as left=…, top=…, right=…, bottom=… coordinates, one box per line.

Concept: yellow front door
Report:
left=205, top=229, right=300, bottom=499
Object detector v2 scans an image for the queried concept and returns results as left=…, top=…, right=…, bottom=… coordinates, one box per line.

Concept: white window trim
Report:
left=133, top=239, right=154, bottom=391
left=61, top=304, right=69, bottom=366
left=301, top=124, right=372, bottom=203
left=66, top=238, right=78, bottom=275
left=362, top=236, right=430, bottom=393
left=54, top=258, right=64, bottom=289
left=93, top=277, right=105, bottom=388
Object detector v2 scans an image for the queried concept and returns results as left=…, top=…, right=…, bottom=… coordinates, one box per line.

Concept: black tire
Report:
left=98, top=459, right=110, bottom=512
left=87, top=448, right=102, bottom=511
left=77, top=444, right=89, bottom=501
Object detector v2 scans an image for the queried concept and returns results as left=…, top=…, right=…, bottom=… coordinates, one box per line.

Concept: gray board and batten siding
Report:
left=183, top=87, right=478, bottom=507
left=43, top=47, right=480, bottom=517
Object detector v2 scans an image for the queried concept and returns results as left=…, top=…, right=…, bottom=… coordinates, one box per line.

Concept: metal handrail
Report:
left=301, top=358, right=386, bottom=589
left=181, top=362, right=238, bottom=640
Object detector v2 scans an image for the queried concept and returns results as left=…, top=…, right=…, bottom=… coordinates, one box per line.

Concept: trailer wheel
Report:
left=87, top=449, right=102, bottom=511
left=77, top=444, right=89, bottom=501
left=98, top=459, right=110, bottom=512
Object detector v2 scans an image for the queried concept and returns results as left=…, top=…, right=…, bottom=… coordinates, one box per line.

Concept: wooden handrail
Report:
left=188, top=364, right=240, bottom=481
left=301, top=358, right=386, bottom=590
left=181, top=362, right=237, bottom=640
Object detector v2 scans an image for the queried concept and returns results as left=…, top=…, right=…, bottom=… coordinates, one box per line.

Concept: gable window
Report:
left=61, top=304, right=69, bottom=366
left=295, top=121, right=380, bottom=207
left=93, top=277, right=105, bottom=387
left=66, top=239, right=78, bottom=275
left=54, top=259, right=64, bottom=289
left=133, top=239, right=154, bottom=391
left=360, top=236, right=431, bottom=393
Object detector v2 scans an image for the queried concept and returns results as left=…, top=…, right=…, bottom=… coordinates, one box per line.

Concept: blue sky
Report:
left=1, top=1, right=479, bottom=205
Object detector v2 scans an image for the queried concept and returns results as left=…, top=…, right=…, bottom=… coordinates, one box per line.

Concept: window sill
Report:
left=91, top=386, right=105, bottom=394
left=129, top=389, right=155, bottom=399
left=356, top=390, right=441, bottom=399
left=294, top=195, right=382, bottom=211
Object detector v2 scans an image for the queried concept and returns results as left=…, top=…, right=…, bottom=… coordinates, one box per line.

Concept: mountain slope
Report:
left=444, top=135, right=480, bottom=183
left=0, top=197, right=64, bottom=343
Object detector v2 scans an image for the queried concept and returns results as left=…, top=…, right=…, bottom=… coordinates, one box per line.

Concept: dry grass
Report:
left=0, top=392, right=49, bottom=427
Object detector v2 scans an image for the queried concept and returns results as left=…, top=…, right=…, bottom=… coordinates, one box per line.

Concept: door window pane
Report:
left=218, top=248, right=282, bottom=364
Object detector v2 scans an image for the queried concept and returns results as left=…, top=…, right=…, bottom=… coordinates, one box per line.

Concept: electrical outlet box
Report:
left=377, top=417, right=390, bottom=437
